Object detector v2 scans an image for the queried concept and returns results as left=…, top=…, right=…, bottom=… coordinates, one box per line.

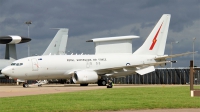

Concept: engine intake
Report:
left=72, top=70, right=98, bottom=84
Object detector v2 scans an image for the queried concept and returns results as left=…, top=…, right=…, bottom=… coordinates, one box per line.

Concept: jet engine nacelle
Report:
left=72, top=70, right=98, bottom=84
left=0, top=36, right=31, bottom=44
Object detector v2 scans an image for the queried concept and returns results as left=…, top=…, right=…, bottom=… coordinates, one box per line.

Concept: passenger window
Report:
left=20, top=63, right=23, bottom=66
left=11, top=63, right=16, bottom=66
left=16, top=63, right=19, bottom=66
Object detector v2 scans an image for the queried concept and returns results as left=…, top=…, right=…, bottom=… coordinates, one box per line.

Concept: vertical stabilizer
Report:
left=133, top=14, right=171, bottom=55
left=43, top=28, right=68, bottom=55
left=5, top=44, right=17, bottom=60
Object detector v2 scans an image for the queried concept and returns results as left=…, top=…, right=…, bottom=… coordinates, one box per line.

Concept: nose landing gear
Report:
left=23, top=83, right=29, bottom=88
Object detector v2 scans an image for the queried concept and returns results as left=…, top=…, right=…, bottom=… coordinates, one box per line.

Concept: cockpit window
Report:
left=11, top=63, right=16, bottom=66
left=11, top=63, right=23, bottom=66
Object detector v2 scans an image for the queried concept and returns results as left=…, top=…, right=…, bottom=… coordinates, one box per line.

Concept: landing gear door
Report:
left=31, top=58, right=38, bottom=71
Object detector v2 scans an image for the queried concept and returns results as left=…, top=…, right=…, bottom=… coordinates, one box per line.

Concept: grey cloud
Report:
left=0, top=0, right=200, bottom=67
left=139, top=0, right=171, bottom=8
left=130, top=27, right=140, bottom=35
left=1, top=0, right=200, bottom=37
left=170, top=14, right=195, bottom=32
left=141, top=22, right=155, bottom=29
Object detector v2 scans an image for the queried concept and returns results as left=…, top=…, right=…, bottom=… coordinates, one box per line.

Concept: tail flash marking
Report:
left=149, top=22, right=163, bottom=50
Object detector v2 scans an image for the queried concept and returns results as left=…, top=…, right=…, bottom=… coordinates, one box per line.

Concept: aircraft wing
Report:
left=155, top=52, right=197, bottom=60
left=108, top=61, right=171, bottom=69
left=94, top=61, right=172, bottom=76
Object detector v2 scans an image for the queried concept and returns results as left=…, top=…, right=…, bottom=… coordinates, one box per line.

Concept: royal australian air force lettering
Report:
left=66, top=55, right=108, bottom=70
left=65, top=55, right=156, bottom=71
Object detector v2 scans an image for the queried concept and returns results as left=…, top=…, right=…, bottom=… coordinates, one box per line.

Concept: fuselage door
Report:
left=31, top=58, right=38, bottom=71
left=86, top=61, right=91, bottom=68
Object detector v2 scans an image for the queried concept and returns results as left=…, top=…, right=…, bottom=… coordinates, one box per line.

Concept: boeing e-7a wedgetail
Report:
left=2, top=14, right=195, bottom=87
left=0, top=28, right=68, bottom=81
left=0, top=36, right=31, bottom=79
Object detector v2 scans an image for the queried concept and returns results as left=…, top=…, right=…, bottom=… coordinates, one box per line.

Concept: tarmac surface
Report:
left=0, top=84, right=199, bottom=112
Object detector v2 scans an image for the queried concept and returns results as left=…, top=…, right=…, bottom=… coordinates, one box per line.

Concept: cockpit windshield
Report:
left=11, top=63, right=16, bottom=66
left=11, top=63, right=23, bottom=66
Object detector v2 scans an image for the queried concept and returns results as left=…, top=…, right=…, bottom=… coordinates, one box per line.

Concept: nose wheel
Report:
left=23, top=83, right=29, bottom=88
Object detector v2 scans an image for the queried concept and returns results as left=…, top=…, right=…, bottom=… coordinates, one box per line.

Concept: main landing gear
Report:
left=80, top=83, right=88, bottom=86
left=22, top=80, right=47, bottom=88
left=98, top=79, right=107, bottom=86
left=22, top=83, right=42, bottom=88
left=79, top=79, right=106, bottom=86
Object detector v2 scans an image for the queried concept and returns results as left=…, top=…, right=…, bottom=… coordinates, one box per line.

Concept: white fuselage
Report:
left=2, top=54, right=156, bottom=80
left=2, top=14, right=176, bottom=83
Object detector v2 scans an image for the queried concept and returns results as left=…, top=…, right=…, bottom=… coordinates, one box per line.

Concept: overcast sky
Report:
left=0, top=0, right=200, bottom=67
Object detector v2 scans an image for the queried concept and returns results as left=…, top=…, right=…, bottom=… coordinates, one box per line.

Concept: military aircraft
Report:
left=0, top=28, right=68, bottom=79
left=2, top=14, right=195, bottom=87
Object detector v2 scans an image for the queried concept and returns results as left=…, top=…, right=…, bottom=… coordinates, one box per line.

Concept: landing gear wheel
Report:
left=98, top=80, right=107, bottom=86
left=38, top=84, right=42, bottom=87
left=80, top=83, right=88, bottom=86
left=23, top=83, right=28, bottom=88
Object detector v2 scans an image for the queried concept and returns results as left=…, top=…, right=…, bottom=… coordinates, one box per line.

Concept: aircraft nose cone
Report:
left=1, top=67, right=11, bottom=76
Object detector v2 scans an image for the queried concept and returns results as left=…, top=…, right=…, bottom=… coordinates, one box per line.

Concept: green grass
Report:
left=194, top=85, right=200, bottom=89
left=0, top=86, right=200, bottom=112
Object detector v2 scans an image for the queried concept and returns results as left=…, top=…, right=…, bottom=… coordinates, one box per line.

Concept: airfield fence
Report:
left=0, top=68, right=200, bottom=85
left=0, top=79, right=36, bottom=84
left=0, top=79, right=15, bottom=84
left=113, top=68, right=200, bottom=85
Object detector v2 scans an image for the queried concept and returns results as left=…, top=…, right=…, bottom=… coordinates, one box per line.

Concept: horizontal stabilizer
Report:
left=136, top=66, right=155, bottom=75
left=155, top=51, right=197, bottom=60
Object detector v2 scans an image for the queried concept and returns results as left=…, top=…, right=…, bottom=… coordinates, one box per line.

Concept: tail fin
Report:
left=133, top=14, right=171, bottom=55
left=43, top=28, right=68, bottom=55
